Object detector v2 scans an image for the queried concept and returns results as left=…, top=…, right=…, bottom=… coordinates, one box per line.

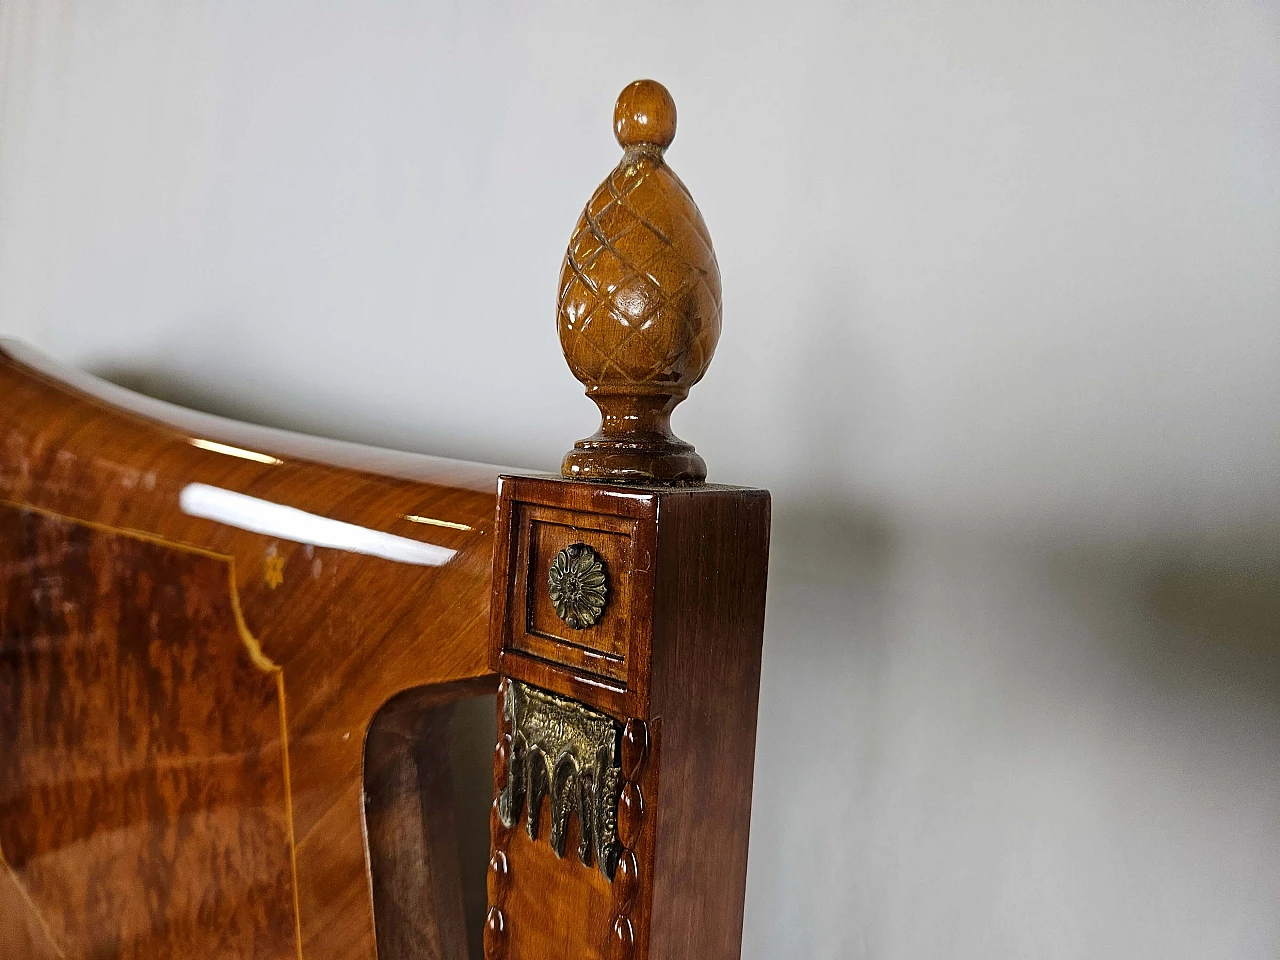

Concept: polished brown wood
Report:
left=0, top=342, right=503, bottom=960
left=558, top=80, right=722, bottom=483
left=486, top=475, right=770, bottom=960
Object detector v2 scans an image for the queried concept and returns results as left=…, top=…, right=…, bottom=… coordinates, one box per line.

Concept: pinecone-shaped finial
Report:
left=557, top=80, right=722, bottom=483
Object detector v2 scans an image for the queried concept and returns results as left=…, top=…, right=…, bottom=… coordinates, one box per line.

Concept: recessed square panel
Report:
left=488, top=474, right=661, bottom=718
left=510, top=505, right=634, bottom=683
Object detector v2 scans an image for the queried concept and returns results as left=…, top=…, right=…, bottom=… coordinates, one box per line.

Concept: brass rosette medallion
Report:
left=548, top=543, right=608, bottom=629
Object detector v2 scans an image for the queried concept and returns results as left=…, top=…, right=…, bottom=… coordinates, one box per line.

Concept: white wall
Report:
left=2, top=2, right=1278, bottom=957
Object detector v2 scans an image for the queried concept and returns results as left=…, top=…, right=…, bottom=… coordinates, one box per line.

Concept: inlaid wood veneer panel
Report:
left=0, top=503, right=299, bottom=960
left=0, top=342, right=506, bottom=960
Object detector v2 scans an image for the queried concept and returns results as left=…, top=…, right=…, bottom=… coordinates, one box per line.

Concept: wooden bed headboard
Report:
left=0, top=81, right=769, bottom=960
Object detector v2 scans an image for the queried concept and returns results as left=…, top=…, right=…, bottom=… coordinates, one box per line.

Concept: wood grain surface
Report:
left=486, top=475, right=770, bottom=960
left=0, top=343, right=504, bottom=960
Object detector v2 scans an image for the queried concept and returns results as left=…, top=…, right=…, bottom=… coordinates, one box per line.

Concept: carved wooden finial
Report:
left=558, top=80, right=722, bottom=483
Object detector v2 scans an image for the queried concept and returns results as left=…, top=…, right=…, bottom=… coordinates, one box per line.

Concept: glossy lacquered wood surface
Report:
left=0, top=343, right=504, bottom=960
left=486, top=475, right=770, bottom=960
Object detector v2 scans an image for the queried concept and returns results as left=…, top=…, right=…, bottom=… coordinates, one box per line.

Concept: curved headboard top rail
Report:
left=2, top=339, right=518, bottom=490
left=0, top=340, right=509, bottom=959
left=0, top=339, right=506, bottom=677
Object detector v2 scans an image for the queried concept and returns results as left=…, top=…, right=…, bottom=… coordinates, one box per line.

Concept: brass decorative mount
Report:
left=497, top=681, right=623, bottom=880
left=548, top=543, right=608, bottom=629
left=557, top=80, right=722, bottom=484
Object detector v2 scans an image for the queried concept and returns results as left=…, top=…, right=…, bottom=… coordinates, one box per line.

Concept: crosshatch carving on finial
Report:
left=557, top=79, right=722, bottom=484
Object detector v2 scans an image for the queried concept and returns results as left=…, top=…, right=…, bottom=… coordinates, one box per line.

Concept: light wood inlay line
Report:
left=0, top=846, right=68, bottom=960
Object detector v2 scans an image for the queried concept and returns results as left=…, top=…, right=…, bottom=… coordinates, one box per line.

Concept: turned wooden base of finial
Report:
left=561, top=390, right=707, bottom=483
left=562, top=439, right=706, bottom=484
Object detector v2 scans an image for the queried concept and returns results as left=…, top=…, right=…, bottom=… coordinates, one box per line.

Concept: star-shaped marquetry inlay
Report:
left=264, top=552, right=285, bottom=590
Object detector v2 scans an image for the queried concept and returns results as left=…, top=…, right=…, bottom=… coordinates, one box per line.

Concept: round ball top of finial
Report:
left=613, top=80, right=677, bottom=150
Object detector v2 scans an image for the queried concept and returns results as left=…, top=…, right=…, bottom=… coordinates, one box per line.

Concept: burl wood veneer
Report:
left=0, top=342, right=501, bottom=959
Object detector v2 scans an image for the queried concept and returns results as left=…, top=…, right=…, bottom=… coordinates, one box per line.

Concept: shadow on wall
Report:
left=734, top=291, right=1280, bottom=955
left=749, top=495, right=1280, bottom=959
